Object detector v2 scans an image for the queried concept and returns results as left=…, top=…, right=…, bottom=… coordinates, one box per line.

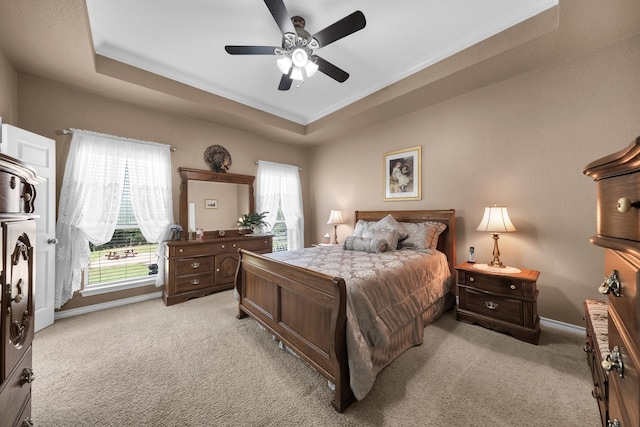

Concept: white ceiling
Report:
left=85, top=0, right=557, bottom=126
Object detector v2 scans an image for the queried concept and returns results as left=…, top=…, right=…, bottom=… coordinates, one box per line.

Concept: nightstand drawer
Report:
left=459, top=271, right=529, bottom=297
left=459, top=288, right=523, bottom=325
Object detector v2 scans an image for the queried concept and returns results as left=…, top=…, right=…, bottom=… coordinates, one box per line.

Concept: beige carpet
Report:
left=33, top=290, right=600, bottom=426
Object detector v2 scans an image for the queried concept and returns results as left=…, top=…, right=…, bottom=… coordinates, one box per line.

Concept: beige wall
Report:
left=10, top=30, right=640, bottom=325
left=16, top=74, right=310, bottom=311
left=0, top=50, right=17, bottom=125
left=310, top=34, right=640, bottom=326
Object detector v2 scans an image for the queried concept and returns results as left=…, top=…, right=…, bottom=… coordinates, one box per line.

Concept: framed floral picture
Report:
left=383, top=146, right=421, bottom=201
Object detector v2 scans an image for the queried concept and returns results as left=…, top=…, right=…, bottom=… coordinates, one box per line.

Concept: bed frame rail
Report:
left=235, top=249, right=354, bottom=412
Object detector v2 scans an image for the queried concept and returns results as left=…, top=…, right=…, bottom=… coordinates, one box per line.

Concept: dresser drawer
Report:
left=0, top=346, right=32, bottom=427
left=459, top=287, right=523, bottom=325
left=0, top=171, right=26, bottom=214
left=237, top=238, right=272, bottom=252
left=175, top=272, right=214, bottom=293
left=175, top=256, right=215, bottom=277
left=605, top=249, right=639, bottom=351
left=598, top=172, right=640, bottom=242
left=458, top=270, right=536, bottom=298
left=608, top=312, right=639, bottom=427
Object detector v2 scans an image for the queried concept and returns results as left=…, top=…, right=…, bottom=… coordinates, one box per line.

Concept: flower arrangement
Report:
left=237, top=211, right=270, bottom=233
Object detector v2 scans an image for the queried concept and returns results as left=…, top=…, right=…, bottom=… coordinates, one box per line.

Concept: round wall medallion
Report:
left=204, top=145, right=232, bottom=172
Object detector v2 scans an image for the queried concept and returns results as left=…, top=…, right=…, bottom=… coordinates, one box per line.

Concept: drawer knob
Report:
left=485, top=301, right=499, bottom=310
left=233, top=244, right=237, bottom=248
left=469, top=277, right=475, bottom=282
left=509, top=284, right=516, bottom=290
left=617, top=197, right=640, bottom=213
left=598, top=270, right=621, bottom=297
left=22, top=418, right=34, bottom=427
left=221, top=245, right=225, bottom=249
left=607, top=419, right=621, bottom=427
left=20, top=367, right=35, bottom=385
left=191, top=279, right=200, bottom=285
left=179, top=248, right=184, bottom=253
left=591, top=388, right=602, bottom=401
left=191, top=262, right=200, bottom=268
left=602, top=346, right=624, bottom=377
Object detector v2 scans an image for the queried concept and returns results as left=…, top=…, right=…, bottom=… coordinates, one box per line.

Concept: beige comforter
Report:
left=266, top=245, right=451, bottom=399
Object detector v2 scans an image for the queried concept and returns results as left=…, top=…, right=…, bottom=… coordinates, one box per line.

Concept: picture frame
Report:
left=204, top=199, right=218, bottom=209
left=383, top=146, right=421, bottom=201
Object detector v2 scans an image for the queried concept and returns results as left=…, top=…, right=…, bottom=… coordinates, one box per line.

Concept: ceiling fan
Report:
left=224, top=0, right=366, bottom=90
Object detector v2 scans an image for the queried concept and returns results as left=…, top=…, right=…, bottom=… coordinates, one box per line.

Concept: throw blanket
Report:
left=267, top=245, right=451, bottom=399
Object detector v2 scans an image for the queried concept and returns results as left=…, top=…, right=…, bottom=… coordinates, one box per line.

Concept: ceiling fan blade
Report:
left=278, top=70, right=293, bottom=91
left=311, top=11, right=366, bottom=48
left=315, top=56, right=349, bottom=83
left=225, top=46, right=278, bottom=55
left=264, top=0, right=295, bottom=35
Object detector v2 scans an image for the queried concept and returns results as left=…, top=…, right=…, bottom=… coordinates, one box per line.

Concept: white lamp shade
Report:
left=277, top=56, right=292, bottom=74
left=326, top=210, right=344, bottom=225
left=304, top=60, right=318, bottom=78
left=290, top=67, right=304, bottom=81
left=476, top=205, right=516, bottom=233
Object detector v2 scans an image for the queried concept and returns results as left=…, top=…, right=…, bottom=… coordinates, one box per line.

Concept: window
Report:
left=85, top=169, right=158, bottom=288
left=271, top=203, right=288, bottom=252
left=256, top=161, right=304, bottom=251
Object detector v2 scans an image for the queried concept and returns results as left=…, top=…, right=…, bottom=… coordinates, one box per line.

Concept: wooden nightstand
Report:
left=455, top=262, right=540, bottom=344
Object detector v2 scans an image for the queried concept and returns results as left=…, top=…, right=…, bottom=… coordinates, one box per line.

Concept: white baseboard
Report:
left=540, top=316, right=585, bottom=336
left=54, top=291, right=163, bottom=320
left=53, top=293, right=586, bottom=337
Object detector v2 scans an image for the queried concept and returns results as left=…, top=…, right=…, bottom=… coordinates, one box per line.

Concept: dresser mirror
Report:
left=178, top=168, right=255, bottom=235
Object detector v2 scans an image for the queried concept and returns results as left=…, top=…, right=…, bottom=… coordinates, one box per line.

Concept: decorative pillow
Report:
left=353, top=219, right=375, bottom=237
left=343, top=235, right=389, bottom=253
left=362, top=229, right=400, bottom=251
left=399, top=221, right=447, bottom=251
left=370, top=214, right=408, bottom=240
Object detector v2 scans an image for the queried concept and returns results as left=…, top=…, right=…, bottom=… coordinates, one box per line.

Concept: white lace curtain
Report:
left=54, top=129, right=174, bottom=308
left=256, top=160, right=304, bottom=250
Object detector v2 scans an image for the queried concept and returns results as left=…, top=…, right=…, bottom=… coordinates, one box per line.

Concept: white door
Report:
left=1, top=124, right=56, bottom=332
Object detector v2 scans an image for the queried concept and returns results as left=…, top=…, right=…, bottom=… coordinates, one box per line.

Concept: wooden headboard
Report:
left=354, top=209, right=457, bottom=277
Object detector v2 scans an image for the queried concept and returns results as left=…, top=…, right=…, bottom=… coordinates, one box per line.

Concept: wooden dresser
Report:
left=584, top=137, right=640, bottom=427
left=0, top=154, right=42, bottom=427
left=163, top=234, right=272, bottom=305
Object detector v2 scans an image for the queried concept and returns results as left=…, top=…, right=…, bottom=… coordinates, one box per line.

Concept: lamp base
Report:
left=333, top=225, right=339, bottom=245
left=490, top=233, right=506, bottom=268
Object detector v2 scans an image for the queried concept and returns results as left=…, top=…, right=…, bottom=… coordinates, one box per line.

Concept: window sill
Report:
left=80, top=276, right=158, bottom=297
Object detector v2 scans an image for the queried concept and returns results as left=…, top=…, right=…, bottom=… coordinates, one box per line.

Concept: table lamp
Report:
left=326, top=210, right=344, bottom=244
left=476, top=205, right=517, bottom=267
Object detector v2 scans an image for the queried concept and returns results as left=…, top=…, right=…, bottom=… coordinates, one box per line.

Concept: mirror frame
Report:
left=178, top=167, right=255, bottom=234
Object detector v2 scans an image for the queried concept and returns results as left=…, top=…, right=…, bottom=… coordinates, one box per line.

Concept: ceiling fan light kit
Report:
left=224, top=0, right=366, bottom=91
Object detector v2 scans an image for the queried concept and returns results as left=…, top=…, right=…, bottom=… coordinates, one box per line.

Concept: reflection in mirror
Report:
left=188, top=181, right=250, bottom=230
left=178, top=168, right=255, bottom=235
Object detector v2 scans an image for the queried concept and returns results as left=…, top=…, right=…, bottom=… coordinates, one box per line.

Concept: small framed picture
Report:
left=205, top=199, right=218, bottom=209
left=383, top=146, right=421, bottom=201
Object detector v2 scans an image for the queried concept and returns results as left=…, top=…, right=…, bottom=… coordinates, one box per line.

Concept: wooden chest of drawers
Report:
left=585, top=137, right=640, bottom=427
left=455, top=262, right=540, bottom=344
left=163, top=235, right=272, bottom=306
left=0, top=154, right=41, bottom=427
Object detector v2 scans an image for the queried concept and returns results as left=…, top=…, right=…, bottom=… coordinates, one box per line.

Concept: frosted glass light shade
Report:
left=290, top=67, right=304, bottom=81
left=304, top=60, right=318, bottom=77
left=277, top=57, right=292, bottom=74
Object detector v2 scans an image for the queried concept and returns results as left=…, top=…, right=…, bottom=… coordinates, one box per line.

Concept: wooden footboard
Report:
left=234, top=249, right=354, bottom=412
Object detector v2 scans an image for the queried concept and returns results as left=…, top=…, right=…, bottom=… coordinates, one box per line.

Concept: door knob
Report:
left=48, top=238, right=59, bottom=244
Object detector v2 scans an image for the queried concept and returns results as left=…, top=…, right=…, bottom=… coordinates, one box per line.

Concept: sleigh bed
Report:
left=234, top=209, right=456, bottom=412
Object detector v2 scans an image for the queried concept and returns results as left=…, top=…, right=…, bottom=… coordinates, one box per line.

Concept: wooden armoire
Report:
left=0, top=153, right=42, bottom=426
left=584, top=137, right=640, bottom=427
